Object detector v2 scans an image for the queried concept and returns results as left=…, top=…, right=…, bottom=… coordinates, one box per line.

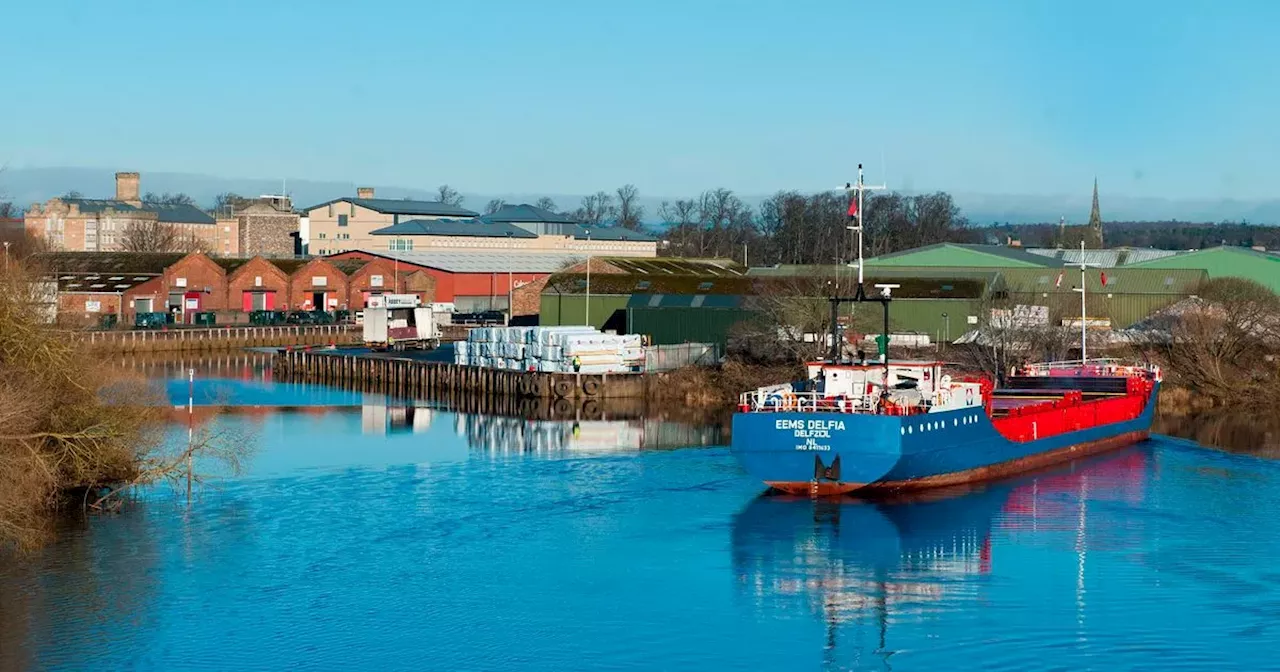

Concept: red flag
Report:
left=1100, top=271, right=1108, bottom=286
left=847, top=196, right=858, bottom=219
left=1055, top=272, right=1064, bottom=288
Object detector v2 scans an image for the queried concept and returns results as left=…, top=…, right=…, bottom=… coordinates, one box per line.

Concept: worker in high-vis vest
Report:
left=572, top=355, right=582, bottom=372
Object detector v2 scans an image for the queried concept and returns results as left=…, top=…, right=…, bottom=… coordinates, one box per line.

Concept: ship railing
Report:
left=739, top=389, right=878, bottom=414
left=1021, top=358, right=1159, bottom=379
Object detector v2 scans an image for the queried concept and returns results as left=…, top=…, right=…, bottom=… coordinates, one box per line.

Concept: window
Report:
left=696, top=281, right=714, bottom=290
left=312, top=276, right=327, bottom=287
left=338, top=214, right=348, bottom=227
left=389, top=239, right=413, bottom=251
left=635, top=280, right=651, bottom=290
left=371, top=275, right=384, bottom=287
left=318, top=232, right=326, bottom=239
left=941, top=284, right=954, bottom=291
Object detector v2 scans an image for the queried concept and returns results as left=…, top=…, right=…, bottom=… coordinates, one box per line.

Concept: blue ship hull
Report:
left=731, top=383, right=1159, bottom=494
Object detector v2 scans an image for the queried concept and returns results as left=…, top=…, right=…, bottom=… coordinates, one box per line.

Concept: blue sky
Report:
left=3, top=0, right=1278, bottom=200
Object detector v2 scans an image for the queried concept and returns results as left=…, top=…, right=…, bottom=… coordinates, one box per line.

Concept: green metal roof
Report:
left=544, top=272, right=755, bottom=296
left=1123, top=245, right=1280, bottom=292
left=598, top=257, right=745, bottom=276
left=866, top=243, right=1061, bottom=268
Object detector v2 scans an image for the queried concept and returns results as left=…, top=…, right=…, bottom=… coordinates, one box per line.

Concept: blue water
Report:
left=4, top=376, right=1280, bottom=670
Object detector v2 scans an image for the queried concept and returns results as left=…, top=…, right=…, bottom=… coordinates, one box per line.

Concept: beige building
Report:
left=24, top=172, right=237, bottom=254
left=303, top=187, right=479, bottom=255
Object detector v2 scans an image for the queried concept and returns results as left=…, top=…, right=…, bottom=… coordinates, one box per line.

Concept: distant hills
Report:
left=2, top=166, right=1277, bottom=226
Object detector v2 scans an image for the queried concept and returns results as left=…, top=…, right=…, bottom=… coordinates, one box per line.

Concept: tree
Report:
left=143, top=192, right=196, bottom=207
left=435, top=185, right=464, bottom=207
left=575, top=191, right=617, bottom=226
left=484, top=199, right=507, bottom=215
left=120, top=221, right=180, bottom=252
left=616, top=184, right=645, bottom=231
left=1150, top=278, right=1280, bottom=403
left=534, top=197, right=558, bottom=213
left=0, top=202, right=18, bottom=219
left=213, top=192, right=251, bottom=215
left=61, top=190, right=83, bottom=200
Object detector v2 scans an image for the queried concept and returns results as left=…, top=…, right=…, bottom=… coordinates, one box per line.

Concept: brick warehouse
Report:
left=34, top=251, right=439, bottom=325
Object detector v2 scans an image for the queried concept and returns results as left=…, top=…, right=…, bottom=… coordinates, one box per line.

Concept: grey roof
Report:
left=571, top=225, right=656, bottom=242
left=1025, top=247, right=1181, bottom=267
left=58, top=198, right=214, bottom=224
left=304, top=197, right=478, bottom=218
left=482, top=204, right=578, bottom=225
left=370, top=218, right=538, bottom=239
left=334, top=249, right=589, bottom=274
left=62, top=198, right=141, bottom=214
left=151, top=203, right=216, bottom=224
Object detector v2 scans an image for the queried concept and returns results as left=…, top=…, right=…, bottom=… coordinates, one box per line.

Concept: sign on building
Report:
left=85, top=300, right=101, bottom=313
left=371, top=275, right=384, bottom=287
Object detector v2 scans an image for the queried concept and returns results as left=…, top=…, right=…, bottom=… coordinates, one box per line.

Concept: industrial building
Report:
left=35, top=251, right=435, bottom=326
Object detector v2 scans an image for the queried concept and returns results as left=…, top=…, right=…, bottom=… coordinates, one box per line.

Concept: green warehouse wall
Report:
left=539, top=293, right=630, bottom=331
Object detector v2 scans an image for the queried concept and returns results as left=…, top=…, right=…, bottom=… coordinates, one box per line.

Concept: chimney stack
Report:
left=357, top=187, right=375, bottom=199
left=115, top=172, right=141, bottom=205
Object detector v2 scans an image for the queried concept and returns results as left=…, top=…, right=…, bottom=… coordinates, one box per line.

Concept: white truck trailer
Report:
left=362, top=294, right=440, bottom=352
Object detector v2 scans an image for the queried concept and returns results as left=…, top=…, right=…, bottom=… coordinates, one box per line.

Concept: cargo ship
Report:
left=730, top=165, right=1161, bottom=495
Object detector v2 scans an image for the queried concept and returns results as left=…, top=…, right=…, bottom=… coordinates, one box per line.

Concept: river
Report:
left=2, top=356, right=1279, bottom=670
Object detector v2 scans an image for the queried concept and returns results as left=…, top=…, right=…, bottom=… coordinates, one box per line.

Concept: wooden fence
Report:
left=68, top=325, right=361, bottom=353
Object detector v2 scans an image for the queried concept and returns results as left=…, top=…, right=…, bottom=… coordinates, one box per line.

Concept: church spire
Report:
left=1087, top=177, right=1103, bottom=248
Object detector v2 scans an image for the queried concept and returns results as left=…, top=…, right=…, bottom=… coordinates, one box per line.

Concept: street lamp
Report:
left=506, top=231, right=514, bottom=325
left=584, top=228, right=592, bottom=327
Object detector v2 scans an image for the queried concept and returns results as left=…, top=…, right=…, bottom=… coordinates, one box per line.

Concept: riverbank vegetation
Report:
left=1137, top=277, right=1280, bottom=407
left=0, top=261, right=248, bottom=550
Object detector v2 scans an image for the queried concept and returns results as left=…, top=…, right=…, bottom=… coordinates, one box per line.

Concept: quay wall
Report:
left=274, top=350, right=649, bottom=402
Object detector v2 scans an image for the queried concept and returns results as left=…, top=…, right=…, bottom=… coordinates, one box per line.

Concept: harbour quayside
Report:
left=730, top=165, right=1162, bottom=496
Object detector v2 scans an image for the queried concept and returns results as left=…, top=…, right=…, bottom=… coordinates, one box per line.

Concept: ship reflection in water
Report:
left=731, top=449, right=1151, bottom=669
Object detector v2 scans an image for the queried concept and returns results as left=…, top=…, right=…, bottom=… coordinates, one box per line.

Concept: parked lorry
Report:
left=362, top=294, right=440, bottom=352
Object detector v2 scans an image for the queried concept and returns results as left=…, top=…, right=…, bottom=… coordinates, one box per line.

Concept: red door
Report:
left=242, top=291, right=253, bottom=312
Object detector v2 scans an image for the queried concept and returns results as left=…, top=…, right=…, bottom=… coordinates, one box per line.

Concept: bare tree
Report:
left=435, top=184, right=464, bottom=207
left=143, top=192, right=196, bottom=207
left=484, top=199, right=507, bottom=215
left=0, top=202, right=17, bottom=219
left=534, top=197, right=558, bottom=213
left=213, top=192, right=250, bottom=215
left=1148, top=278, right=1280, bottom=403
left=61, top=190, right=83, bottom=199
left=120, top=221, right=180, bottom=252
left=575, top=191, right=618, bottom=226
left=616, top=184, right=645, bottom=231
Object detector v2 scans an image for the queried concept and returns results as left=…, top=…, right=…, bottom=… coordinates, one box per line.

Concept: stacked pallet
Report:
left=456, top=326, right=644, bottom=374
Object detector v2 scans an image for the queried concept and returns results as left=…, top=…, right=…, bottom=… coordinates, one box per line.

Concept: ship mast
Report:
left=827, top=165, right=887, bottom=364
left=1070, top=240, right=1098, bottom=364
